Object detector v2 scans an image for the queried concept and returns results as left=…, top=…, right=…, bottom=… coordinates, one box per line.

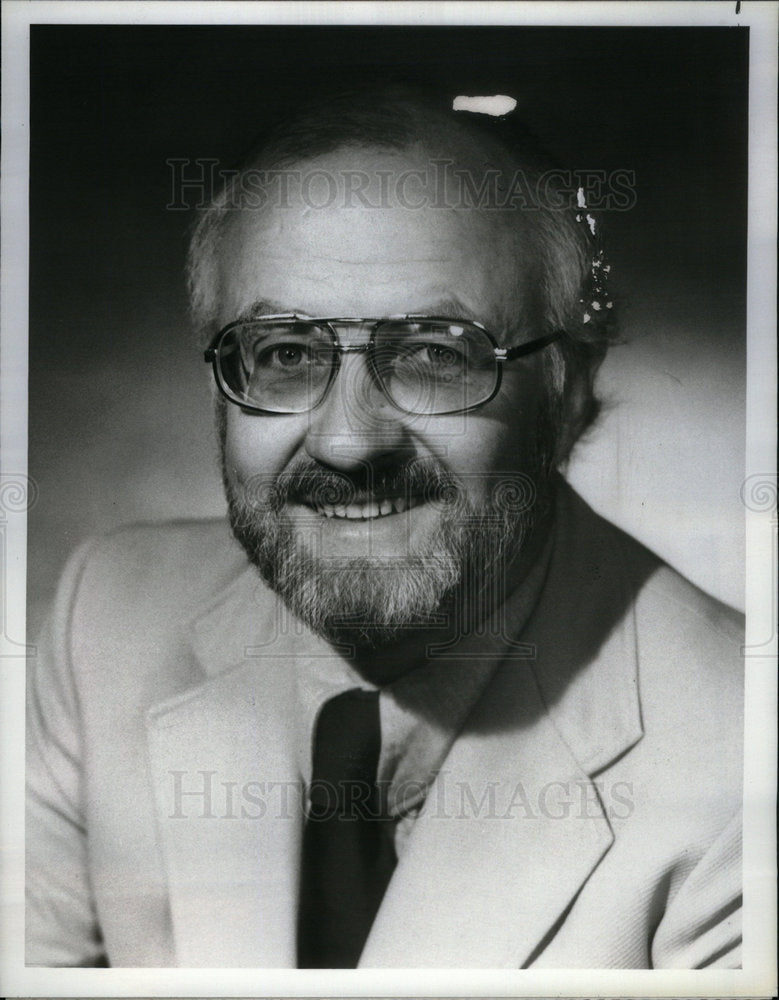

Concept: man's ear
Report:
left=554, top=345, right=607, bottom=467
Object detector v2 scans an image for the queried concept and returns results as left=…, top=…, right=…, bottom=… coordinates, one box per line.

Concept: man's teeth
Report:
left=316, top=496, right=420, bottom=519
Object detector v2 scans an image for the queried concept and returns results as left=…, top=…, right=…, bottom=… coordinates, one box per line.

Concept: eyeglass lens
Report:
left=216, top=319, right=500, bottom=414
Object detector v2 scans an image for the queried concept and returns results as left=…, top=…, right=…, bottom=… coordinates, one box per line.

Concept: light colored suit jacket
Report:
left=26, top=484, right=743, bottom=968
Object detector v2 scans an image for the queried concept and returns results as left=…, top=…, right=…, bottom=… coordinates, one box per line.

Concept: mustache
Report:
left=238, top=458, right=462, bottom=512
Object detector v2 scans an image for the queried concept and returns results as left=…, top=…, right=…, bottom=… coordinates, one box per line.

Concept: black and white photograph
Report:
left=1, top=1, right=776, bottom=995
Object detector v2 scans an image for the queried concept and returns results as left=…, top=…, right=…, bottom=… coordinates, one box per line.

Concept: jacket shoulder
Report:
left=69, top=518, right=249, bottom=618
left=635, top=562, right=744, bottom=694
left=38, top=519, right=268, bottom=722
left=631, top=562, right=744, bottom=811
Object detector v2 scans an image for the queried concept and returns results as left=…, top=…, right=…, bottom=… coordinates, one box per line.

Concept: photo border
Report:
left=2, top=2, right=776, bottom=997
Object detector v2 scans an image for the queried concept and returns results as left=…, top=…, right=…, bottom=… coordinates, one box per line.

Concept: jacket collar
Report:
left=526, top=478, right=649, bottom=775
left=359, top=657, right=617, bottom=967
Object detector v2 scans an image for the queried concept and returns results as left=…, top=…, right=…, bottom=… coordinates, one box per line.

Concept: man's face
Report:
left=214, top=146, right=551, bottom=645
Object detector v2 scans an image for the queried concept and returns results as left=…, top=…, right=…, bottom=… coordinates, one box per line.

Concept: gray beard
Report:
left=223, top=458, right=542, bottom=649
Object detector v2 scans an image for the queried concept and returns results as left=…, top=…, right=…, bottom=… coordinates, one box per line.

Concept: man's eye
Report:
left=276, top=345, right=305, bottom=367
left=408, top=342, right=466, bottom=368
left=255, top=343, right=311, bottom=368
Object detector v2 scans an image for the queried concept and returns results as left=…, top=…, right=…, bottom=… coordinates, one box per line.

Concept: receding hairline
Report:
left=233, top=91, right=551, bottom=186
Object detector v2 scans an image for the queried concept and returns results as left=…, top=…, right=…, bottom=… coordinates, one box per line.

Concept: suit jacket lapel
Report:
left=359, top=659, right=615, bottom=968
left=145, top=569, right=304, bottom=967
left=361, top=483, right=649, bottom=968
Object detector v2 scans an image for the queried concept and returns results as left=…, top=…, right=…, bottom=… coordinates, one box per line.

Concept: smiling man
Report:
left=210, top=141, right=556, bottom=658
left=26, top=89, right=743, bottom=969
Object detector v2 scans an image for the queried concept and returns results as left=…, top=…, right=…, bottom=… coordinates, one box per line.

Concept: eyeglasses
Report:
left=204, top=314, right=561, bottom=416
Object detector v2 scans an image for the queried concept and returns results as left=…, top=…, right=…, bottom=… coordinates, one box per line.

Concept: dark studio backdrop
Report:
left=27, top=25, right=748, bottom=635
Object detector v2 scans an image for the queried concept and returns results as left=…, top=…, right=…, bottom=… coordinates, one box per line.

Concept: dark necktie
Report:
left=297, top=688, right=397, bottom=968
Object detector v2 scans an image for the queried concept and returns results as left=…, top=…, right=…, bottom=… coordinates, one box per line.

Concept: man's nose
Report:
left=303, top=352, right=414, bottom=470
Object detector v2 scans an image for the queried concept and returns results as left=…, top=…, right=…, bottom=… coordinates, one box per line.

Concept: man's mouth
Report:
left=302, top=494, right=423, bottom=520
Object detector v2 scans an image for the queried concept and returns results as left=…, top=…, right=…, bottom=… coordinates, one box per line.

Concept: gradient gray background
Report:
left=28, top=25, right=748, bottom=634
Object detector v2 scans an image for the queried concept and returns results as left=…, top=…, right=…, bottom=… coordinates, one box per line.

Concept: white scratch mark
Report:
left=453, top=94, right=517, bottom=117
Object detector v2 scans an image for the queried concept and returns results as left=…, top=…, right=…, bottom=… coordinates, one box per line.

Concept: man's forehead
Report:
left=216, top=256, right=517, bottom=332
left=231, top=139, right=524, bottom=232
left=228, top=182, right=513, bottom=254
left=238, top=294, right=474, bottom=322
left=214, top=145, right=537, bottom=334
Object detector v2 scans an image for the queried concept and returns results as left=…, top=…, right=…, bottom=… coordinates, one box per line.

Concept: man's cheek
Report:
left=223, top=415, right=298, bottom=484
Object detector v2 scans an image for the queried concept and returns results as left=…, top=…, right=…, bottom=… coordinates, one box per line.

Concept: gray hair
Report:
left=188, top=87, right=616, bottom=465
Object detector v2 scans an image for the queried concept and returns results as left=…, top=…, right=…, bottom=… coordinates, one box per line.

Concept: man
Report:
left=26, top=88, right=743, bottom=969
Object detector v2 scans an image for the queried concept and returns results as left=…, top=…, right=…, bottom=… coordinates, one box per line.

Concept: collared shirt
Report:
left=295, top=520, right=554, bottom=857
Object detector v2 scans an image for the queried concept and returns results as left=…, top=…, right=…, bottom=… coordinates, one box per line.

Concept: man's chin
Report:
left=282, top=560, right=458, bottom=650
left=249, top=541, right=464, bottom=650
left=228, top=503, right=530, bottom=652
